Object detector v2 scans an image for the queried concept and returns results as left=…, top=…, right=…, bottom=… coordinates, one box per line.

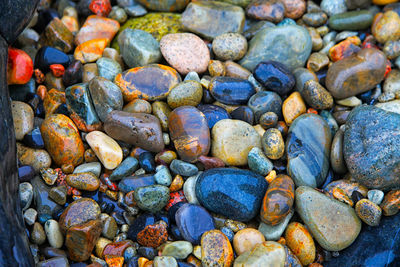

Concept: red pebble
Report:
left=50, top=64, right=65, bottom=77
left=34, top=68, right=45, bottom=84
left=101, top=174, right=119, bottom=191
left=165, top=191, right=187, bottom=211
left=7, top=47, right=33, bottom=85
left=89, top=0, right=112, bottom=17
left=307, top=108, right=318, bottom=114
left=55, top=168, right=67, bottom=186
left=384, top=60, right=392, bottom=79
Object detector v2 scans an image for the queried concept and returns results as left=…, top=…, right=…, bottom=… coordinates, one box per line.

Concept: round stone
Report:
left=372, top=11, right=400, bottom=44
left=284, top=222, right=316, bottom=266
left=253, top=61, right=295, bottom=96
left=59, top=198, right=101, bottom=233
left=123, top=99, right=152, bottom=114
left=134, top=185, right=170, bottom=213
left=201, top=230, right=234, bottom=267
left=11, top=101, right=34, bottom=141
left=167, top=81, right=203, bottom=109
left=17, top=143, right=52, bottom=172
left=262, top=128, right=284, bottom=160
left=248, top=91, right=282, bottom=122
left=211, top=119, right=261, bottom=166
left=233, top=229, right=266, bottom=255
left=355, top=199, right=382, bottom=226
left=161, top=241, right=193, bottom=259
left=66, top=172, right=100, bottom=191
left=212, top=33, right=247, bottom=61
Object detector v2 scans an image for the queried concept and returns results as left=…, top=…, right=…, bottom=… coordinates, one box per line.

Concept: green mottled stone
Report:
left=112, top=13, right=183, bottom=51
left=240, top=25, right=312, bottom=71
left=167, top=81, right=203, bottom=109
left=118, top=29, right=161, bottom=68
left=96, top=57, right=122, bottom=81
left=181, top=1, right=245, bottom=40
left=328, top=10, right=373, bottom=31
left=295, top=186, right=361, bottom=251
left=133, top=185, right=170, bottom=212
left=247, top=147, right=273, bottom=176
left=109, top=157, right=139, bottom=181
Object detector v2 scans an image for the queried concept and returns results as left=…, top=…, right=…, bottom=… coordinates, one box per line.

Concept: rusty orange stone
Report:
left=37, top=85, right=47, bottom=100
left=138, top=257, right=149, bottom=267
left=169, top=174, right=184, bottom=192
left=332, top=187, right=354, bottom=206
left=284, top=222, right=316, bottom=266
left=74, top=38, right=109, bottom=63
left=265, top=170, right=276, bottom=183
left=115, top=64, right=181, bottom=102
left=380, top=190, right=400, bottom=216
left=103, top=241, right=133, bottom=258
left=168, top=106, right=210, bottom=163
left=89, top=0, right=112, bottom=17
left=187, top=255, right=202, bottom=267
left=34, top=68, right=45, bottom=84
left=136, top=221, right=168, bottom=248
left=40, top=114, right=84, bottom=167
left=7, top=47, right=33, bottom=85
left=104, top=255, right=124, bottom=267
left=201, top=230, right=234, bottom=267
left=61, top=15, right=79, bottom=34
left=50, top=64, right=65, bottom=77
left=260, top=174, right=295, bottom=225
left=329, top=37, right=361, bottom=62
left=75, top=15, right=120, bottom=45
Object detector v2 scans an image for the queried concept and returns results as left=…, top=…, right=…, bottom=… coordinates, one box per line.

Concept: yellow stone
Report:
left=282, top=91, right=306, bottom=125
left=74, top=38, right=109, bottom=63
left=253, top=124, right=266, bottom=137
left=265, top=170, right=277, bottom=183
left=86, top=131, right=123, bottom=170
left=373, top=0, right=398, bottom=5
left=193, top=245, right=202, bottom=259
left=234, top=241, right=286, bottom=267
left=233, top=229, right=266, bottom=255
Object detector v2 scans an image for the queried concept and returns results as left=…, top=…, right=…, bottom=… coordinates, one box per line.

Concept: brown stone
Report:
left=40, top=18, right=74, bottom=53
left=201, top=230, right=234, bottom=267
left=246, top=0, right=285, bottom=22
left=224, top=61, right=251, bottom=79
left=43, top=89, right=66, bottom=117
left=137, top=221, right=168, bottom=248
left=281, top=0, right=306, bottom=19
left=282, top=92, right=306, bottom=125
left=380, top=190, right=400, bottom=216
left=59, top=198, right=101, bottom=233
left=103, top=241, right=133, bottom=257
left=372, top=11, right=400, bottom=44
left=16, top=143, right=52, bottom=171
left=66, top=172, right=100, bottom=191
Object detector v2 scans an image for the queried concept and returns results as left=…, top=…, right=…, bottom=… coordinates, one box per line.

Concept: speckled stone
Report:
left=134, top=185, right=170, bottom=213
left=212, top=33, right=247, bottom=61
left=201, top=230, right=234, bottom=267
left=372, top=11, right=400, bottom=44
left=59, top=198, right=101, bottom=233
left=284, top=222, right=315, bottom=266
left=258, top=209, right=294, bottom=241
left=248, top=91, right=282, bottom=123
left=301, top=80, right=334, bottom=110
left=262, top=128, right=285, bottom=160
left=296, top=186, right=361, bottom=251
left=161, top=241, right=193, bottom=259
left=17, top=143, right=52, bottom=172
left=355, top=199, right=382, bottom=226
left=282, top=92, right=306, bottom=125
left=96, top=57, right=122, bottom=81
left=233, top=228, right=266, bottom=255
left=167, top=81, right=203, bottom=108
left=247, top=147, right=273, bottom=176
left=66, top=172, right=100, bottom=191
left=12, top=101, right=34, bottom=141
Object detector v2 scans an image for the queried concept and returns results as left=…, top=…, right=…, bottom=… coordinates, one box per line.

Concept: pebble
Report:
left=380, top=190, right=400, bottom=216
left=196, top=168, right=268, bottom=221
left=301, top=80, right=334, bottom=110
left=247, top=147, right=273, bottom=176
left=161, top=241, right=193, bottom=259
left=115, top=64, right=181, bottom=102
left=74, top=38, right=109, bottom=64
left=40, top=168, right=58, bottom=186
left=154, top=256, right=178, bottom=267
left=16, top=143, right=52, bottom=172
left=118, top=29, right=161, bottom=68
left=262, top=128, right=285, bottom=160
left=66, top=172, right=100, bottom=191
left=19, top=182, right=33, bottom=211
left=372, top=11, right=400, bottom=44
left=253, top=61, right=295, bottom=96
left=176, top=203, right=215, bottom=244
left=210, top=77, right=255, bottom=105
left=82, top=63, right=98, bottom=83
left=197, top=104, right=231, bottom=129
left=286, top=114, right=332, bottom=187
left=24, top=208, right=37, bottom=225
left=240, top=25, right=312, bottom=71
left=201, top=230, right=233, bottom=267
left=233, top=229, right=265, bottom=255
left=234, top=241, right=286, bottom=266
left=330, top=126, right=347, bottom=174
left=307, top=52, right=329, bottom=72
left=181, top=1, right=245, bottom=40
left=86, top=131, right=123, bottom=170
left=49, top=185, right=68, bottom=206
left=258, top=209, right=294, bottom=241
left=383, top=69, right=400, bottom=98
left=355, top=199, right=382, bottom=226
left=321, top=0, right=347, bottom=16
left=368, top=190, right=384, bottom=205
left=167, top=81, right=203, bottom=109
left=282, top=92, right=306, bottom=125
left=104, top=111, right=164, bottom=153
left=212, top=119, right=261, bottom=166
left=102, top=216, right=118, bottom=239
left=183, top=175, right=200, bottom=204
left=169, top=106, right=210, bottom=162
left=225, top=61, right=251, bottom=79
left=74, top=162, right=102, bottom=178
left=284, top=222, right=315, bottom=266
left=31, top=222, right=46, bottom=245
left=137, top=220, right=168, bottom=247
left=44, top=219, right=64, bottom=249
left=248, top=91, right=282, bottom=122
left=344, top=106, right=400, bottom=190
left=170, top=159, right=198, bottom=177
left=328, top=10, right=373, bottom=31
left=281, top=0, right=306, bottom=19
left=160, top=33, right=210, bottom=75
left=123, top=99, right=152, bottom=114
left=39, top=18, right=73, bottom=53
left=37, top=257, right=69, bottom=267
left=96, top=57, right=122, bottom=81
left=75, top=15, right=120, bottom=45
left=11, top=101, right=34, bottom=141
left=23, top=127, right=44, bottom=149
left=212, top=33, right=247, bottom=61
left=134, top=185, right=170, bottom=213
left=296, top=186, right=361, bottom=251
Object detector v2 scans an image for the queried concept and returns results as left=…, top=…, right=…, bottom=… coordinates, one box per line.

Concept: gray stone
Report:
left=258, top=209, right=294, bottom=241
left=73, top=162, right=102, bottom=177
left=170, top=159, right=198, bottom=176
left=19, top=182, right=33, bottom=211
left=321, top=0, right=347, bottom=16
left=23, top=208, right=37, bottom=226
left=96, top=57, right=122, bottom=81
left=183, top=173, right=201, bottom=204
left=247, top=147, right=273, bottom=176
left=44, top=219, right=64, bottom=249
left=154, top=165, right=172, bottom=186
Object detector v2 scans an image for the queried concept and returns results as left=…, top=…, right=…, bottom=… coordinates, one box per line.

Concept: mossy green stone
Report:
left=328, top=10, right=373, bottom=31
left=112, top=13, right=183, bottom=51
left=134, top=185, right=170, bottom=213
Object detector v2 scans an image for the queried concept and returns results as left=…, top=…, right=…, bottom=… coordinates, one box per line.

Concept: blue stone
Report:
left=118, top=174, right=155, bottom=193
left=109, top=156, right=139, bottom=181
left=197, top=104, right=231, bottom=128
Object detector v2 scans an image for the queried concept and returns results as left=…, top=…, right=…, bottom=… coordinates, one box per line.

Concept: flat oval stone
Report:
left=212, top=33, right=248, bottom=61
left=209, top=77, right=255, bottom=105
left=167, top=81, right=203, bottom=109
left=326, top=48, right=386, bottom=99
left=284, top=222, right=315, bottom=266
left=133, top=185, right=170, bottom=213
left=75, top=15, right=120, bottom=45
left=160, top=33, right=210, bottom=75
left=119, top=174, right=155, bottom=193
left=168, top=106, right=210, bottom=163
left=344, top=105, right=400, bottom=190
left=88, top=77, right=123, bottom=122
left=135, top=0, right=189, bottom=11
left=196, top=168, right=268, bottom=221
left=11, top=101, right=34, bottom=141
left=175, top=203, right=215, bottom=244
left=248, top=91, right=282, bottom=122
left=40, top=114, right=84, bottom=167
left=295, top=186, right=361, bottom=251
left=44, top=220, right=64, bottom=249
left=260, top=174, right=294, bottom=226
left=211, top=119, right=261, bottom=166
left=355, top=199, right=382, bottom=226
left=85, top=131, right=123, bottom=170
left=262, top=128, right=284, bottom=160
left=104, top=110, right=164, bottom=153
left=181, top=1, right=245, bottom=40
left=66, top=172, right=100, bottom=191
left=201, top=230, right=234, bottom=267
left=286, top=114, right=331, bottom=188
left=115, top=64, right=181, bottom=102
left=234, top=241, right=286, bottom=266
left=233, top=228, right=266, bottom=256
left=240, top=25, right=312, bottom=71
left=328, top=10, right=373, bottom=31
left=59, top=198, right=101, bottom=233
left=253, top=61, right=295, bottom=95
left=197, top=104, right=231, bottom=129
left=161, top=241, right=193, bottom=259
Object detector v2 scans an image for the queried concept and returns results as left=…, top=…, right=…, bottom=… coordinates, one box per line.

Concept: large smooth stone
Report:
left=234, top=241, right=286, bottom=267
left=176, top=203, right=215, bottom=244
left=286, top=114, right=332, bottom=188
left=295, top=186, right=361, bottom=251
left=195, top=168, right=268, bottom=221
left=168, top=106, right=210, bottom=162
left=209, top=77, right=255, bottom=105
left=239, top=25, right=312, bottom=71
left=40, top=114, right=85, bottom=167
left=326, top=48, right=386, bottom=99
left=115, top=64, right=181, bottom=102
left=104, top=110, right=164, bottom=153
left=59, top=198, right=101, bottom=233
left=344, top=105, right=400, bottom=190
left=325, top=214, right=400, bottom=267
left=211, top=119, right=261, bottom=166
left=181, top=1, right=245, bottom=40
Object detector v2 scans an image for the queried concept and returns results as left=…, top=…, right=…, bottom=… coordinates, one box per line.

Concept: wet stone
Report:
left=49, top=185, right=68, bottom=205
left=197, top=104, right=231, bottom=129
left=258, top=209, right=294, bottom=241
left=34, top=46, right=70, bottom=73
left=86, top=131, right=123, bottom=170
left=262, top=128, right=285, bottom=160
left=139, top=152, right=156, bottom=173
left=23, top=127, right=44, bottom=149
left=234, top=241, right=286, bottom=266
left=136, top=220, right=168, bottom=248
left=109, top=157, right=139, bottom=181
left=75, top=15, right=120, bottom=46
left=12, top=101, right=34, bottom=141
left=284, top=222, right=315, bottom=266
left=247, top=147, right=273, bottom=176
left=96, top=57, right=122, bottom=81
left=66, top=172, right=100, bottom=191
left=212, top=33, right=247, bottom=61
left=201, top=230, right=234, bottom=267
left=161, top=241, right=193, bottom=259
left=248, top=91, right=282, bottom=122
left=233, top=228, right=266, bottom=256
left=59, top=198, right=101, bottom=233
left=209, top=77, right=255, bottom=105
left=134, top=185, right=170, bottom=213
left=170, top=160, right=198, bottom=176
left=119, top=174, right=155, bottom=193
left=328, top=10, right=373, bottom=31
left=39, top=18, right=73, bottom=53
left=355, top=199, right=382, bottom=226
left=302, top=80, right=334, bottom=110
left=372, top=11, right=400, bottom=44
left=368, top=189, right=384, bottom=205
left=282, top=92, right=306, bottom=126
left=19, top=182, right=33, bottom=211
left=167, top=81, right=203, bottom=109
left=246, top=0, right=285, bottom=22
left=44, top=219, right=64, bottom=249
left=253, top=61, right=295, bottom=96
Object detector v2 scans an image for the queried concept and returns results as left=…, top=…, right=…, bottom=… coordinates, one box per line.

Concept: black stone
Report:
left=54, top=103, right=70, bottom=116
left=325, top=214, right=400, bottom=267
left=196, top=168, right=268, bottom=221
left=139, top=152, right=156, bottom=173
left=33, top=8, right=59, bottom=34
left=248, top=91, right=283, bottom=122
left=202, top=88, right=215, bottom=104
left=23, top=127, right=44, bottom=149
left=63, top=60, right=82, bottom=87
left=9, top=78, right=36, bottom=102
left=18, top=165, right=35, bottom=182
left=197, top=104, right=231, bottom=128
left=137, top=247, right=157, bottom=260
left=126, top=256, right=139, bottom=267
left=34, top=46, right=70, bottom=73
left=170, top=224, right=184, bottom=240
left=168, top=201, right=186, bottom=224
left=230, top=106, right=254, bottom=125
left=253, top=61, right=295, bottom=95
left=209, top=77, right=256, bottom=105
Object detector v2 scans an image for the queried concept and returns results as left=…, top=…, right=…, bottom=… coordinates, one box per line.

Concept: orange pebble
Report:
left=138, top=257, right=149, bottom=267
left=307, top=108, right=318, bottom=114
left=50, top=64, right=65, bottom=77
left=265, top=170, right=277, bottom=183
left=74, top=38, right=109, bottom=63
left=277, top=237, right=286, bottom=245
left=329, top=37, right=361, bottom=62
left=104, top=255, right=124, bottom=267
left=37, top=85, right=47, bottom=100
